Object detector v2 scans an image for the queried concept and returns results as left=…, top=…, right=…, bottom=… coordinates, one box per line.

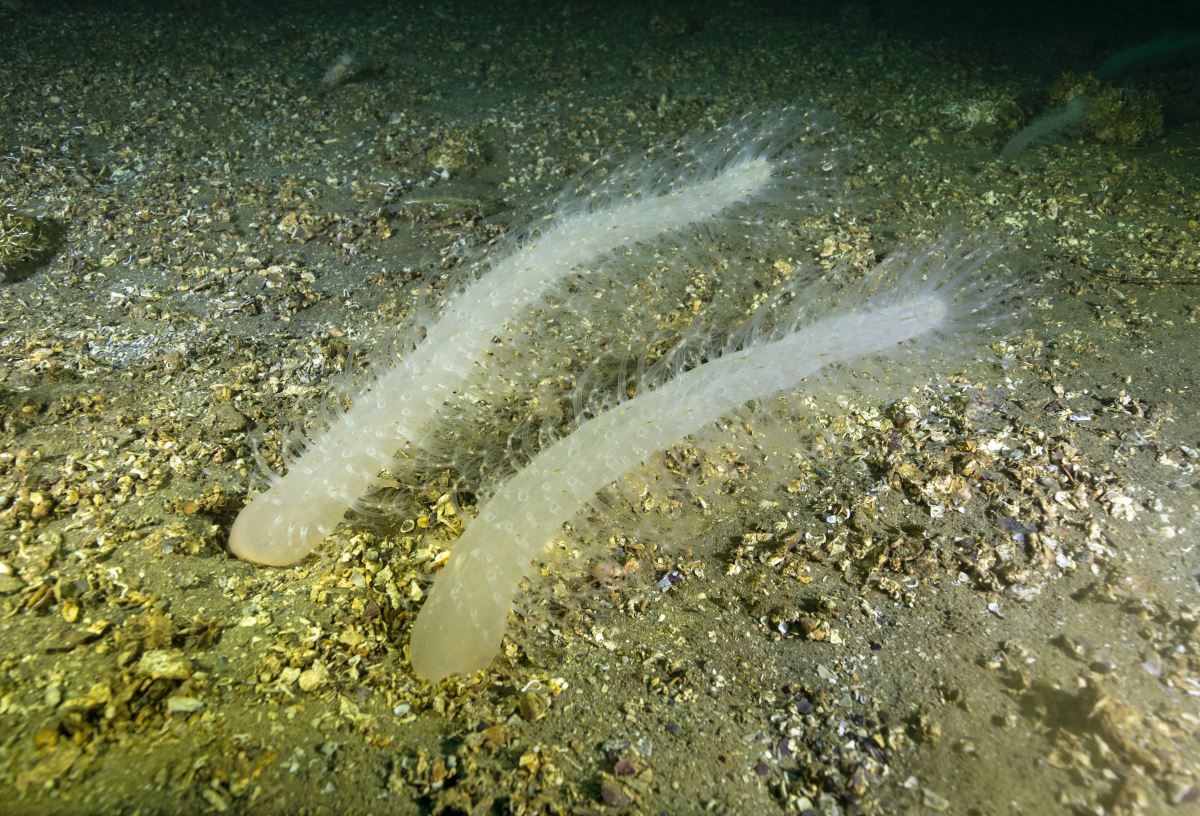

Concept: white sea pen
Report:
left=229, top=111, right=828, bottom=566
left=408, top=242, right=1014, bottom=681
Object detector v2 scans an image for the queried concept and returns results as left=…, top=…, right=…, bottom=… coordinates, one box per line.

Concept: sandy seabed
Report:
left=1, top=1, right=1197, bottom=814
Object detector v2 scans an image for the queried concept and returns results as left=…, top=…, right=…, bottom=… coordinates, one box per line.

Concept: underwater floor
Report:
left=1, top=1, right=1197, bottom=813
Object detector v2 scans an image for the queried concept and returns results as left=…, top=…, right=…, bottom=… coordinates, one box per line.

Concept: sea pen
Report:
left=229, top=110, right=832, bottom=566
left=409, top=240, right=1018, bottom=681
